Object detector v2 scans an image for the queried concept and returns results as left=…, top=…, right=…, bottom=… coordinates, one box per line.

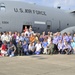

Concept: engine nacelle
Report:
left=60, top=26, right=75, bottom=34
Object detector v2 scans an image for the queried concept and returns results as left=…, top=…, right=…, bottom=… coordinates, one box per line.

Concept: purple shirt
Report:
left=68, top=36, right=72, bottom=43
left=53, top=36, right=58, bottom=45
left=58, top=43, right=64, bottom=50
left=57, top=35, right=62, bottom=41
left=63, top=44, right=71, bottom=51
left=63, top=36, right=69, bottom=43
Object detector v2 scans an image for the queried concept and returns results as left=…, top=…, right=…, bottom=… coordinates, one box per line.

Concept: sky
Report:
left=13, top=0, right=75, bottom=10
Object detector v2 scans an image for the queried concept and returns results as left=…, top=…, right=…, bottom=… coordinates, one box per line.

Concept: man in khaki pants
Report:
left=47, top=40, right=55, bottom=55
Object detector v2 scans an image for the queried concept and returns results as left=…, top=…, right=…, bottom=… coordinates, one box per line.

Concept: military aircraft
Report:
left=0, top=0, right=75, bottom=33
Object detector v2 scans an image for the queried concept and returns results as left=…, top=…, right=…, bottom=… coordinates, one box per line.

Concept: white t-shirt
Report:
left=1, top=34, right=5, bottom=42
left=16, top=36, right=20, bottom=43
left=35, top=43, right=42, bottom=51
left=29, top=44, right=35, bottom=51
left=24, top=31, right=30, bottom=37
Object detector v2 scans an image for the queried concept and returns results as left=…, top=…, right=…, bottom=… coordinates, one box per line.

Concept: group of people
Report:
left=0, top=26, right=75, bottom=57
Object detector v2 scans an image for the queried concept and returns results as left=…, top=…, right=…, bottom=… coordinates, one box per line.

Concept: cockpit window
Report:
left=0, top=3, right=6, bottom=11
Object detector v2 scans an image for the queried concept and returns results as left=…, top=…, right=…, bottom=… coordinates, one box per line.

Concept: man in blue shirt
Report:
left=22, top=41, right=29, bottom=55
left=42, top=39, right=48, bottom=54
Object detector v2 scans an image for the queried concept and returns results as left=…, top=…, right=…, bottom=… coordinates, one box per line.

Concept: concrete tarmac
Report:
left=0, top=55, right=75, bottom=75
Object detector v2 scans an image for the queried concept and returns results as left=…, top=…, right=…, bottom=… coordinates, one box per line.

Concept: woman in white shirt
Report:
left=28, top=42, right=35, bottom=55
left=35, top=41, right=42, bottom=55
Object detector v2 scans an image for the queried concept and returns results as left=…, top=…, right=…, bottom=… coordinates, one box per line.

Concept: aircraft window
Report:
left=67, top=23, right=69, bottom=26
left=47, top=25, right=50, bottom=29
left=0, top=3, right=6, bottom=11
left=46, top=20, right=52, bottom=29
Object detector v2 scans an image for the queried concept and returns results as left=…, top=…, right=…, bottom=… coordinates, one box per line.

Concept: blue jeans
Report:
left=7, top=49, right=14, bottom=56
left=24, top=50, right=29, bottom=55
left=35, top=50, right=41, bottom=55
